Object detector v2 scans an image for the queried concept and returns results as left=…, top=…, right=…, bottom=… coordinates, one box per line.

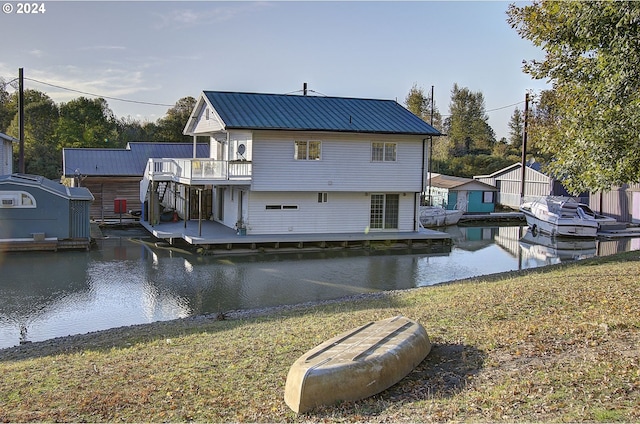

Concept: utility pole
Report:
left=427, top=85, right=434, bottom=206
left=18, top=68, right=25, bottom=174
left=519, top=92, right=529, bottom=202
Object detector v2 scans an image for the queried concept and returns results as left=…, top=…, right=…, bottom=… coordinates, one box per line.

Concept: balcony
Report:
left=145, top=158, right=252, bottom=184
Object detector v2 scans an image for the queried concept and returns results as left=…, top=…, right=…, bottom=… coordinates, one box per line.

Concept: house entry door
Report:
left=369, top=194, right=399, bottom=230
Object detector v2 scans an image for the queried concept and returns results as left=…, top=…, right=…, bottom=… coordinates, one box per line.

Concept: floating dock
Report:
left=140, top=220, right=452, bottom=253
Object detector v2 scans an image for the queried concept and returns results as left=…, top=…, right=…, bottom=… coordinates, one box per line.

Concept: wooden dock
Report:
left=0, top=237, right=91, bottom=252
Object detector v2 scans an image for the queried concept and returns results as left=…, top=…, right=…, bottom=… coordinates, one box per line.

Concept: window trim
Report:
left=371, top=142, right=397, bottom=162
left=294, top=140, right=322, bottom=160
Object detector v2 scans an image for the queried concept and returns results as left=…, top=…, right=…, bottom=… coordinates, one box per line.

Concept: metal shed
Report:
left=0, top=174, right=94, bottom=248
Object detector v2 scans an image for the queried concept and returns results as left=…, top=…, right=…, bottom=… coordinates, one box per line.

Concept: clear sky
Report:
left=1, top=1, right=548, bottom=139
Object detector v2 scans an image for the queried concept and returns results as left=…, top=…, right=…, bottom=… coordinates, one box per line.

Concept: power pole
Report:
left=18, top=68, right=25, bottom=174
left=519, top=92, right=529, bottom=202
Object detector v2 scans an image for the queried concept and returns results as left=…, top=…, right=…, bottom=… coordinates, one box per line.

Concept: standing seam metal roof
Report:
left=202, top=91, right=441, bottom=136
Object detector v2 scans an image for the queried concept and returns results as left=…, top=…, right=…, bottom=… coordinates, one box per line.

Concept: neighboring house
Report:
left=142, top=91, right=441, bottom=236
left=0, top=173, right=93, bottom=249
left=590, top=184, right=640, bottom=224
left=474, top=162, right=577, bottom=210
left=426, top=173, right=497, bottom=213
left=1, top=132, right=19, bottom=175
left=63, top=142, right=209, bottom=220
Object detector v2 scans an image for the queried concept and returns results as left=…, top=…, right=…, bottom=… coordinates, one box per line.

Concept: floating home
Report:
left=63, top=142, right=209, bottom=221
left=0, top=174, right=94, bottom=251
left=140, top=90, right=452, bottom=250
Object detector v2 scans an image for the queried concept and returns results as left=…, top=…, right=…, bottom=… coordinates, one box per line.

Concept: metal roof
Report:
left=202, top=91, right=442, bottom=136
left=0, top=132, right=19, bottom=143
left=428, top=173, right=497, bottom=191
left=62, top=142, right=209, bottom=177
left=0, top=173, right=94, bottom=200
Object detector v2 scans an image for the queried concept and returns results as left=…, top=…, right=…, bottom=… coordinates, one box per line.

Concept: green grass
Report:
left=1, top=251, right=639, bottom=422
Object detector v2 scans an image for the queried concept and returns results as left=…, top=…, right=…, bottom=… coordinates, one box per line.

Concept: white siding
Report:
left=251, top=131, right=425, bottom=192
left=192, top=105, right=225, bottom=134
left=1, top=140, right=12, bottom=175
left=245, top=191, right=416, bottom=235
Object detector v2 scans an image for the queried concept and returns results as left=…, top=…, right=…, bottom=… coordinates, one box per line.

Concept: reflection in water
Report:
left=1, top=225, right=638, bottom=349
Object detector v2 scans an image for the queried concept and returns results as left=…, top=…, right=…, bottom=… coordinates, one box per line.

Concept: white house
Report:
left=140, top=91, right=441, bottom=238
left=1, top=132, right=19, bottom=175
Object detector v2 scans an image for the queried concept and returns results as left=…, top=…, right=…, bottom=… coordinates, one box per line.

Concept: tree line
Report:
left=0, top=85, right=196, bottom=179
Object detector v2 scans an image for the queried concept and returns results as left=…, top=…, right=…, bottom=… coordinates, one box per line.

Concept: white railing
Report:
left=145, top=158, right=251, bottom=182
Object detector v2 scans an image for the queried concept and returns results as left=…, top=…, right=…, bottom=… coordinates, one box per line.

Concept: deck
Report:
left=140, top=219, right=452, bottom=252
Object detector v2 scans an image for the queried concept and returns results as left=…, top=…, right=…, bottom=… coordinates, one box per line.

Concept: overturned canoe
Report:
left=284, top=315, right=431, bottom=413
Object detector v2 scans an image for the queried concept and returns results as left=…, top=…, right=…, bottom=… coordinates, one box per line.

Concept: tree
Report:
left=153, top=97, right=196, bottom=142
left=443, top=84, right=495, bottom=157
left=55, top=97, right=119, bottom=149
left=404, top=83, right=442, bottom=130
left=508, top=107, right=524, bottom=149
left=507, top=1, right=640, bottom=192
left=5, top=90, right=60, bottom=178
left=0, top=77, right=12, bottom=132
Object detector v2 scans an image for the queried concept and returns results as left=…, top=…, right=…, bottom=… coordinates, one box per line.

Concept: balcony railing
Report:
left=145, top=158, right=252, bottom=182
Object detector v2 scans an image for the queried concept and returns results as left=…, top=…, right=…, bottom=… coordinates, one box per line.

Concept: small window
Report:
left=317, top=192, right=328, bottom=203
left=0, top=191, right=36, bottom=208
left=294, top=141, right=321, bottom=160
left=483, top=192, right=494, bottom=203
left=282, top=205, right=298, bottom=210
left=266, top=205, right=282, bottom=210
left=372, top=142, right=397, bottom=162
left=205, top=108, right=210, bottom=120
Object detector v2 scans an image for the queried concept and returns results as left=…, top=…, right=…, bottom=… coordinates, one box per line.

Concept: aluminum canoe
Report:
left=284, top=315, right=431, bottom=413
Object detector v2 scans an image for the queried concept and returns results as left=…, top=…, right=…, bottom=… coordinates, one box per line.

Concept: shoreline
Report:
left=0, top=262, right=565, bottom=360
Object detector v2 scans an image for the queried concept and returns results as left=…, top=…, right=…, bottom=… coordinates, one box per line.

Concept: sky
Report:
left=1, top=1, right=548, bottom=140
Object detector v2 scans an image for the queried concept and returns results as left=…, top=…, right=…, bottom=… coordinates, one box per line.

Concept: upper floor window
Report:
left=294, top=141, right=321, bottom=160
left=372, top=142, right=396, bottom=162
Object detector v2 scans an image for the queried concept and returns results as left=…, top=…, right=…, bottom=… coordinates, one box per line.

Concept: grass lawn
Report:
left=0, top=251, right=638, bottom=422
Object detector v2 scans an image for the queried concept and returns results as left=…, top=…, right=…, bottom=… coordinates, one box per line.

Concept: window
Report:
left=317, top=192, right=328, bottom=203
left=294, top=141, right=321, bottom=160
left=0, top=191, right=36, bottom=208
left=266, top=205, right=299, bottom=210
left=371, top=142, right=397, bottom=162
left=370, top=194, right=399, bottom=229
left=483, top=191, right=494, bottom=203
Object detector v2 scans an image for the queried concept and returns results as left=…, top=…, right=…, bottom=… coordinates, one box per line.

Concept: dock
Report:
left=140, top=219, right=452, bottom=253
left=0, top=236, right=92, bottom=252
left=458, top=212, right=526, bottom=225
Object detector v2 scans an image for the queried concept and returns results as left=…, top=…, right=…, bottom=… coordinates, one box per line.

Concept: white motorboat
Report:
left=419, top=206, right=463, bottom=228
left=519, top=196, right=598, bottom=238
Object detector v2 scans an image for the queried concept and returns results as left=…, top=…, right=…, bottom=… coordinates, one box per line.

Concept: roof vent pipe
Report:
left=303, top=82, right=307, bottom=96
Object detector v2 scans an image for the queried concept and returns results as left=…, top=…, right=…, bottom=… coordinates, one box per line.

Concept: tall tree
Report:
left=508, top=107, right=524, bottom=149
left=404, top=83, right=442, bottom=130
left=443, top=84, right=495, bottom=156
left=154, top=96, right=196, bottom=142
left=5, top=90, right=60, bottom=178
left=55, top=97, right=119, bottom=149
left=507, top=1, right=640, bottom=192
left=0, top=77, right=12, bottom=132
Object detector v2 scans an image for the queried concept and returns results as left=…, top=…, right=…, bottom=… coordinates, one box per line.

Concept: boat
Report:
left=420, top=206, right=463, bottom=227
left=519, top=196, right=598, bottom=238
left=284, top=315, right=431, bottom=413
left=519, top=228, right=597, bottom=263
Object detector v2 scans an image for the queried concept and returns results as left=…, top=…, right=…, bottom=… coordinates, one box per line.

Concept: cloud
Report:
left=78, top=45, right=127, bottom=51
left=153, top=1, right=272, bottom=29
left=29, top=49, right=45, bottom=58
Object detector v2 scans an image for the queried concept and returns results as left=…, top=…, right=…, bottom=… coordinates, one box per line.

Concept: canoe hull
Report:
left=284, top=316, right=431, bottom=413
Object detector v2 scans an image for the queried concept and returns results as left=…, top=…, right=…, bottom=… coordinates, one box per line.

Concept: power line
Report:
left=21, top=77, right=175, bottom=107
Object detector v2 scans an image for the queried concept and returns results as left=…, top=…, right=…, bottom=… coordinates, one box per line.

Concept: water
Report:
left=1, top=225, right=638, bottom=349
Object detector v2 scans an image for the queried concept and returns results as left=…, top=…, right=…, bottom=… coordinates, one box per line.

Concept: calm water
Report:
left=1, top=225, right=638, bottom=349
